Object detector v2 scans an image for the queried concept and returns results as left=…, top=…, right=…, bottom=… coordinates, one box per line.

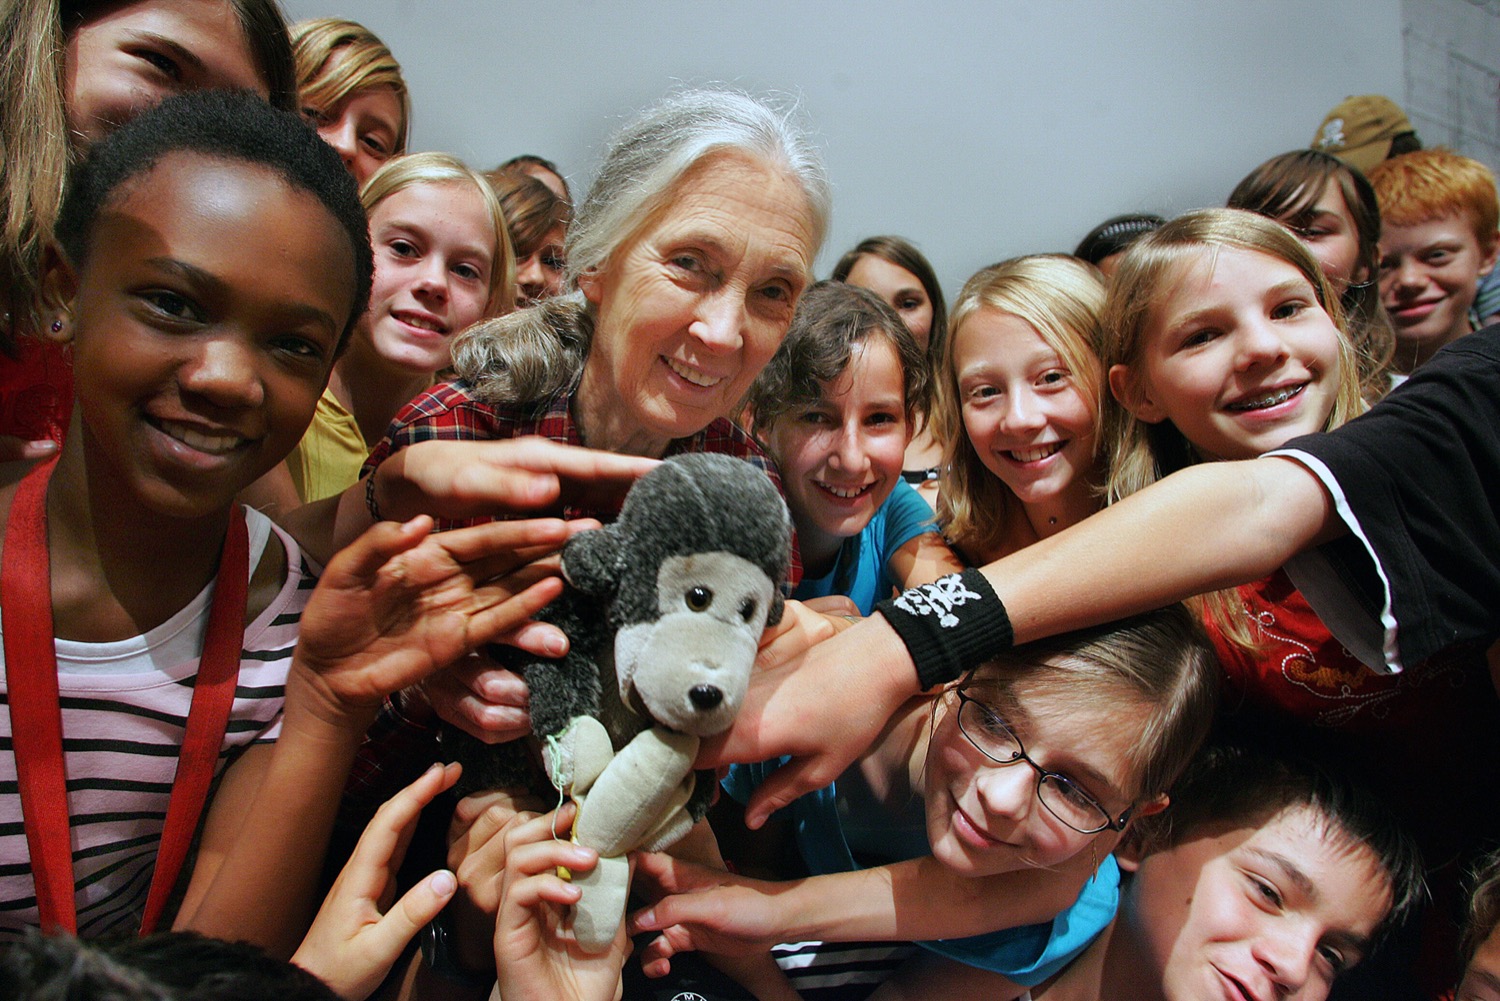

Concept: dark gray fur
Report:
left=444, top=453, right=791, bottom=806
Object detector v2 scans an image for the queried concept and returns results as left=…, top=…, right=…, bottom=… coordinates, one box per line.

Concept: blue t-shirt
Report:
left=793, top=479, right=938, bottom=616
left=724, top=759, right=1119, bottom=987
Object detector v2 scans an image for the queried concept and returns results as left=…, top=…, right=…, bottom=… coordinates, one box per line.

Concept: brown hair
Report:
left=747, top=280, right=928, bottom=433
left=485, top=167, right=572, bottom=260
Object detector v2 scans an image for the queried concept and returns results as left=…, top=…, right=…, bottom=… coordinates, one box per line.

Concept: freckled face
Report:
left=1378, top=214, right=1500, bottom=370
left=575, top=153, right=817, bottom=456
left=1114, top=247, right=1343, bottom=462
left=844, top=254, right=934, bottom=350
left=1126, top=806, right=1391, bottom=1001
left=361, top=180, right=496, bottom=375
left=64, top=0, right=268, bottom=148
left=764, top=338, right=910, bottom=562
left=56, top=152, right=355, bottom=519
left=923, top=676, right=1145, bottom=878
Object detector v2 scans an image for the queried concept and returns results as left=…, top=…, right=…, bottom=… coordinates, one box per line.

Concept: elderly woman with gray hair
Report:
left=329, top=87, right=829, bottom=995
left=358, top=88, right=829, bottom=519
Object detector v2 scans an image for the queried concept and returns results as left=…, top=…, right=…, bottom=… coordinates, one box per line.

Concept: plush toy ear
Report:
left=562, top=526, right=624, bottom=597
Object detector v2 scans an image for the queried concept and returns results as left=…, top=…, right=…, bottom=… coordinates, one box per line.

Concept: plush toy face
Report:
left=613, top=551, right=775, bottom=736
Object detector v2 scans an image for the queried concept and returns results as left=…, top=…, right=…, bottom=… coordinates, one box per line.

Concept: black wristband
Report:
left=875, top=569, right=1014, bottom=690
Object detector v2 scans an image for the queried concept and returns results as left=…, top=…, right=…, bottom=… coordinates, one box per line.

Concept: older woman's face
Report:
left=578, top=153, right=816, bottom=454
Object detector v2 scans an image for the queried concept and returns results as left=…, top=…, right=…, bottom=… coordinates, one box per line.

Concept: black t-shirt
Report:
left=1272, top=324, right=1500, bottom=671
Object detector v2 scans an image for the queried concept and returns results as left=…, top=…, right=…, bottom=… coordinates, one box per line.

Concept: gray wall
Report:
left=281, top=1, right=1404, bottom=296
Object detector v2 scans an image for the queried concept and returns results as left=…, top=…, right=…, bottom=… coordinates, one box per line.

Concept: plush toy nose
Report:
left=689, top=684, right=724, bottom=711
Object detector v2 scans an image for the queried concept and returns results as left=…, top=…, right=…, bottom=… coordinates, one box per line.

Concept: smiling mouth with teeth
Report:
left=1225, top=384, right=1304, bottom=412
left=1007, top=442, right=1065, bottom=463
left=153, top=418, right=248, bottom=456
left=817, top=481, right=873, bottom=499
left=396, top=312, right=446, bottom=334
left=665, top=357, right=724, bottom=388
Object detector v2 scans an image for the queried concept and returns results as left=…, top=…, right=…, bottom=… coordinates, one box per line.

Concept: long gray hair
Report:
left=452, top=88, right=831, bottom=404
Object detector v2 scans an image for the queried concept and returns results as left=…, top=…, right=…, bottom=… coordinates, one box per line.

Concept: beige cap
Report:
left=1311, top=95, right=1414, bottom=174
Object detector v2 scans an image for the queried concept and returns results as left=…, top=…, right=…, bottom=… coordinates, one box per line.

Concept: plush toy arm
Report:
left=574, top=728, right=698, bottom=855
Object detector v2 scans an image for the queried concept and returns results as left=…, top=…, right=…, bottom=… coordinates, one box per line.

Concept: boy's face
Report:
left=49, top=151, right=355, bottom=519
left=1120, top=805, right=1391, bottom=1001
left=1378, top=213, right=1500, bottom=370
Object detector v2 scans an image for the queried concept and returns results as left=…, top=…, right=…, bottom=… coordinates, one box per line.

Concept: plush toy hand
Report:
left=292, top=762, right=462, bottom=1000
left=494, top=808, right=630, bottom=1001
left=288, top=516, right=578, bottom=732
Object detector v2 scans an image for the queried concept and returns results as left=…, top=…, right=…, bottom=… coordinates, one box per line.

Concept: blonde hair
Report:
left=291, top=18, right=409, bottom=154
left=1101, top=208, right=1364, bottom=648
left=934, top=255, right=1107, bottom=560
left=360, top=152, right=516, bottom=317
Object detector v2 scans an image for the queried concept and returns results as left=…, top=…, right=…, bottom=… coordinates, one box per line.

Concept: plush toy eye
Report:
left=739, top=597, right=758, bottom=622
left=686, top=586, right=713, bottom=612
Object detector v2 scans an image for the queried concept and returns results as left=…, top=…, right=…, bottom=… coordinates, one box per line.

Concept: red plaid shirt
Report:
left=344, top=377, right=797, bottom=815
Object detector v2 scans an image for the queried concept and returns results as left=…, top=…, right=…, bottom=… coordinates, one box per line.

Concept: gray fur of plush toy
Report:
left=441, top=453, right=791, bottom=950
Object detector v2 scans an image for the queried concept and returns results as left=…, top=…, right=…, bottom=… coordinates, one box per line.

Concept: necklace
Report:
left=2, top=457, right=248, bottom=935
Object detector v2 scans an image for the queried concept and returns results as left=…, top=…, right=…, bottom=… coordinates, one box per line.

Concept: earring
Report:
left=50, top=319, right=63, bottom=333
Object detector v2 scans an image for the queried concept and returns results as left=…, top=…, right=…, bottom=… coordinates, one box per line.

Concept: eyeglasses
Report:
left=953, top=687, right=1133, bottom=835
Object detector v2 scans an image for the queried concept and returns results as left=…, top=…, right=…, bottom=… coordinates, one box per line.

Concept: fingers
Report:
left=463, top=575, right=566, bottom=649
left=427, top=658, right=533, bottom=743
left=343, top=762, right=462, bottom=898
left=801, top=595, right=860, bottom=616
left=433, top=517, right=572, bottom=566
left=325, top=516, right=435, bottom=585
left=0, top=436, right=58, bottom=463
left=741, top=760, right=818, bottom=831
left=361, top=868, right=458, bottom=965
left=493, top=620, right=570, bottom=660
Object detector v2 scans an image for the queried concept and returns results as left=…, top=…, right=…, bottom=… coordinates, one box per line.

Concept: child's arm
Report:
left=704, top=456, right=1336, bottom=829
left=886, top=531, right=965, bottom=590
left=173, top=515, right=579, bottom=957
left=291, top=761, right=463, bottom=1001
left=868, top=951, right=1026, bottom=1001
left=631, top=851, right=1091, bottom=971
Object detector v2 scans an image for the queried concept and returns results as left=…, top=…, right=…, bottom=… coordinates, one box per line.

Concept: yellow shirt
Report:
left=288, top=388, right=369, bottom=503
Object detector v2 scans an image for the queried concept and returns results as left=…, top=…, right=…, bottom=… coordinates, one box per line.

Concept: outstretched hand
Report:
left=699, top=612, right=920, bottom=829
left=292, top=762, right=462, bottom=1000
left=372, top=436, right=658, bottom=523
left=289, top=515, right=579, bottom=730
left=629, top=851, right=801, bottom=978
left=494, top=808, right=631, bottom=1001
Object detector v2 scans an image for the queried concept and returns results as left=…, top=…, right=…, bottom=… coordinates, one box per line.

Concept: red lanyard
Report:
left=2, top=457, right=248, bottom=935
